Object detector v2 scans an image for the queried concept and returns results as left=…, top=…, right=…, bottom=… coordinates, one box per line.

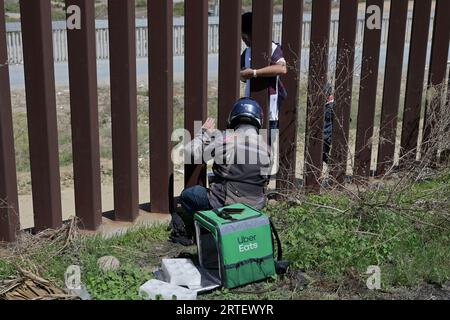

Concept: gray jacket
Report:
left=185, top=124, right=271, bottom=210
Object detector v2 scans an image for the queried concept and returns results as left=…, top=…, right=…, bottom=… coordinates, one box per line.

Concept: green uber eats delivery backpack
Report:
left=194, top=203, right=287, bottom=289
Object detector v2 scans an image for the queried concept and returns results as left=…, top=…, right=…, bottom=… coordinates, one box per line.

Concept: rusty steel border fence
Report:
left=1, top=0, right=449, bottom=242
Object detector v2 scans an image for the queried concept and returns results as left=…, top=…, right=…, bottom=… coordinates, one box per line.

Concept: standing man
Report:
left=240, top=12, right=288, bottom=138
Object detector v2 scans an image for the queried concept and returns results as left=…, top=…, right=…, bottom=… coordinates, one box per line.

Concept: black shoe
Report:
left=169, top=212, right=195, bottom=246
left=169, top=233, right=194, bottom=246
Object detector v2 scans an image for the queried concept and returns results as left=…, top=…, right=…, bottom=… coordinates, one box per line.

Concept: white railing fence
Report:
left=5, top=14, right=421, bottom=65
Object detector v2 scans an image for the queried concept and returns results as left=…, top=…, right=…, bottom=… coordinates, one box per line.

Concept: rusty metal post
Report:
left=0, top=0, right=20, bottom=242
left=20, top=0, right=62, bottom=232
left=277, top=0, right=303, bottom=190
left=250, top=0, right=273, bottom=128
left=304, top=0, right=331, bottom=190
left=400, top=0, right=432, bottom=164
left=330, top=0, right=358, bottom=183
left=376, top=0, right=409, bottom=175
left=444, top=73, right=450, bottom=163
left=354, top=0, right=384, bottom=177
left=66, top=0, right=102, bottom=230
left=184, top=0, right=208, bottom=187
left=108, top=0, right=139, bottom=221
left=149, top=0, right=174, bottom=213
left=422, top=0, right=450, bottom=155
left=217, top=0, right=241, bottom=130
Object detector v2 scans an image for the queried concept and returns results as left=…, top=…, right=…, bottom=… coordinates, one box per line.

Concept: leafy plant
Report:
left=85, top=264, right=152, bottom=300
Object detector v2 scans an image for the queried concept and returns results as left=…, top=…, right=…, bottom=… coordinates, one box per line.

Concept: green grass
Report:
left=2, top=170, right=449, bottom=299
left=52, top=9, right=67, bottom=21
left=4, top=1, right=20, bottom=14
left=269, top=171, right=450, bottom=288
left=0, top=224, right=170, bottom=300
left=136, top=0, right=147, bottom=8
left=174, top=2, right=184, bottom=16
left=4, top=0, right=68, bottom=21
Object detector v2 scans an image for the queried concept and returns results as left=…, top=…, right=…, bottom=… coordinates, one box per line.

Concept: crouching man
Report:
left=170, top=98, right=272, bottom=245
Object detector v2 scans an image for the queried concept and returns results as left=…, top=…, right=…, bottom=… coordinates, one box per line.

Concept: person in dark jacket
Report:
left=170, top=98, right=271, bottom=245
left=323, top=83, right=336, bottom=164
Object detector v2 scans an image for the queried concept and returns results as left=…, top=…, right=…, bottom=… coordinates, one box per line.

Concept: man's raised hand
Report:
left=202, top=118, right=216, bottom=131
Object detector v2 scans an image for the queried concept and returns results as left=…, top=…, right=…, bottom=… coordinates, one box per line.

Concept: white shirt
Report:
left=243, top=42, right=286, bottom=121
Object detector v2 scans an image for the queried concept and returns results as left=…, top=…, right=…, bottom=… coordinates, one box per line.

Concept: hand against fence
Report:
left=240, top=68, right=254, bottom=81
left=202, top=118, right=216, bottom=131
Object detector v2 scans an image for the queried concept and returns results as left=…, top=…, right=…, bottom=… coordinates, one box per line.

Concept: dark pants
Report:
left=180, top=185, right=211, bottom=214
left=323, top=137, right=332, bottom=164
left=178, top=186, right=212, bottom=238
left=170, top=186, right=211, bottom=242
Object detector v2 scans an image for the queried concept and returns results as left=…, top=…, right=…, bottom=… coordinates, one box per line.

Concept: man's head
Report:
left=241, top=12, right=252, bottom=47
left=228, top=97, right=263, bottom=130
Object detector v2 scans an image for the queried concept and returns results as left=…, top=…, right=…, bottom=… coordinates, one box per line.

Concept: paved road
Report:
left=9, top=54, right=217, bottom=88
left=8, top=43, right=442, bottom=89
